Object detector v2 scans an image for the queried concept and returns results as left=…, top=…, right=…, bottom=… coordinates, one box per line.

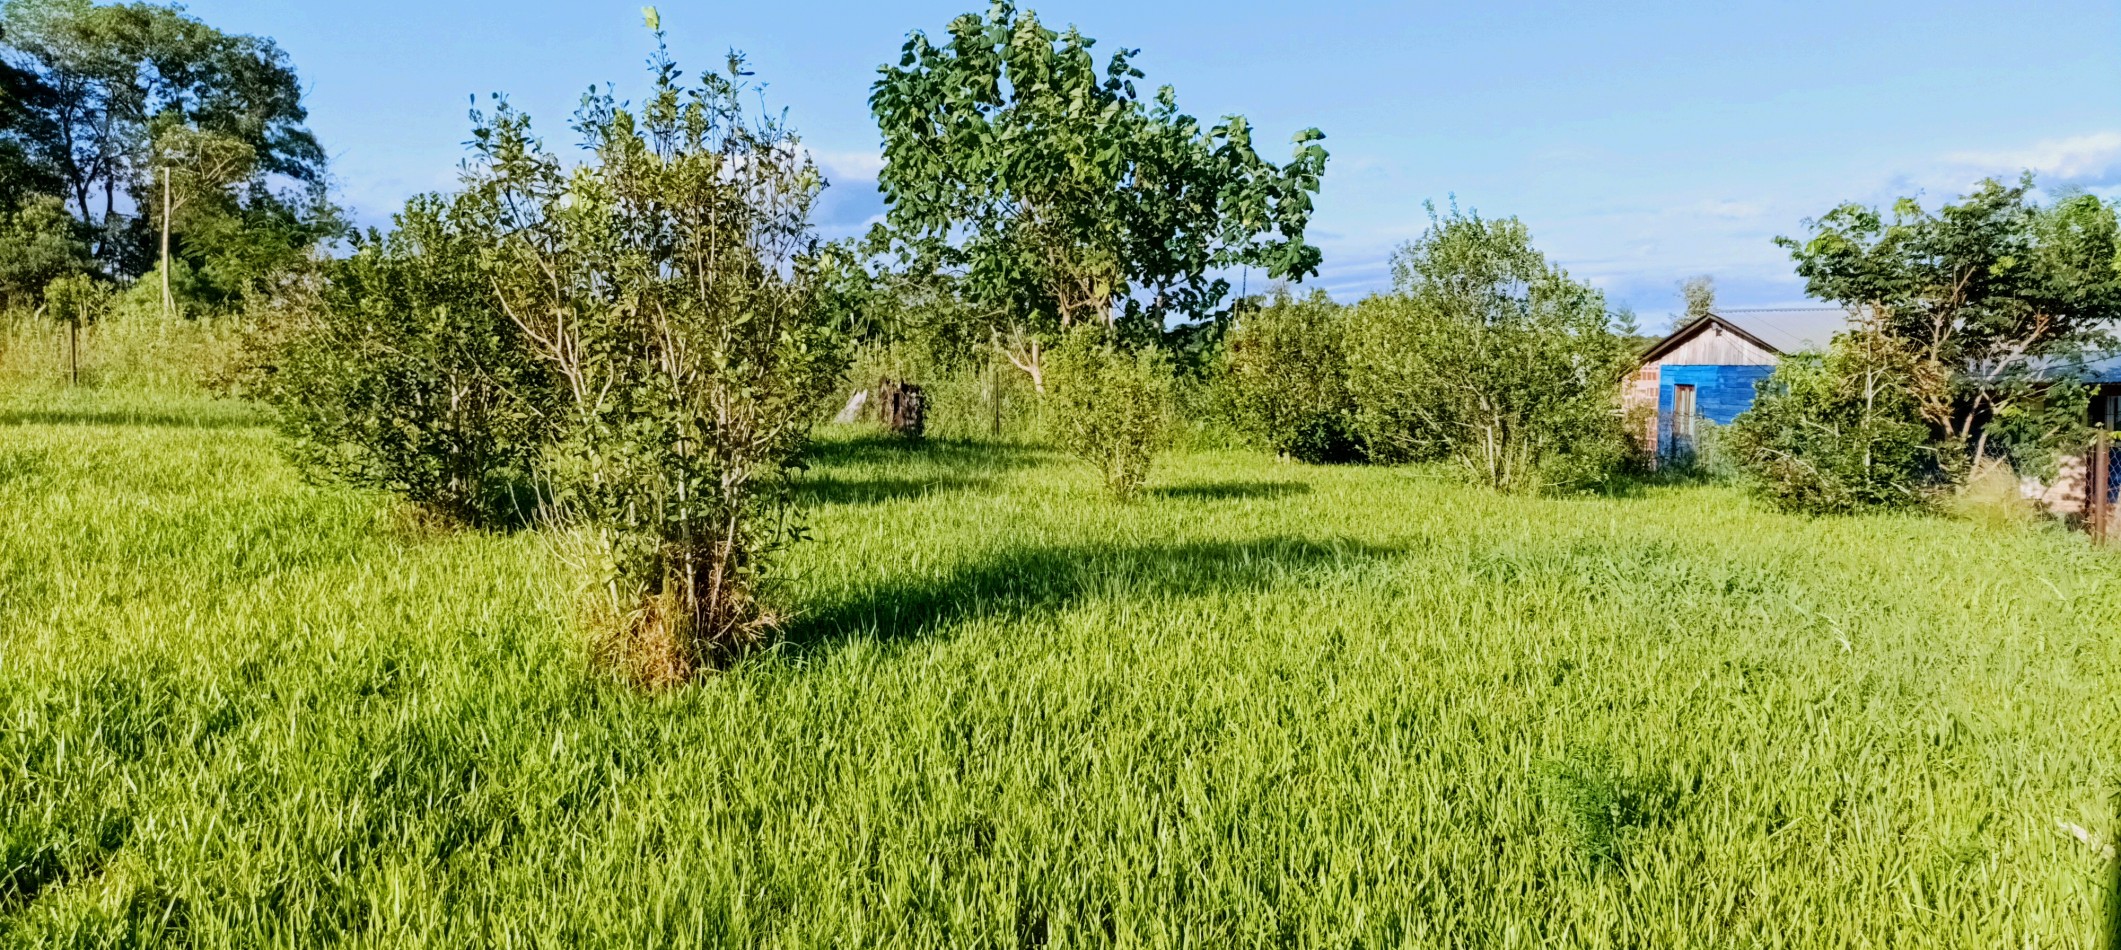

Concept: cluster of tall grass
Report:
left=0, top=285, right=252, bottom=395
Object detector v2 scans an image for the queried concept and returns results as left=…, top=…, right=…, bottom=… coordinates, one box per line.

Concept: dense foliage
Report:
left=1726, top=326, right=1958, bottom=514
left=1779, top=176, right=2121, bottom=464
left=264, top=195, right=555, bottom=529
left=1045, top=326, right=1176, bottom=499
left=1217, top=289, right=1361, bottom=463
left=465, top=32, right=845, bottom=679
left=867, top=1, right=1328, bottom=388
left=0, top=0, right=340, bottom=312
left=1344, top=208, right=1634, bottom=492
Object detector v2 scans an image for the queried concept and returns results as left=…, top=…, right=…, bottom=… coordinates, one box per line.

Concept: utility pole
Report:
left=161, top=163, right=175, bottom=319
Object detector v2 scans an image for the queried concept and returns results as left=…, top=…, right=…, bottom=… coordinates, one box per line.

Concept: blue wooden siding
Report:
left=1657, top=364, right=1777, bottom=454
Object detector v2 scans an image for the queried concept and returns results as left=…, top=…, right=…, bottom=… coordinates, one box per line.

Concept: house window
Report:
left=1673, top=384, right=1698, bottom=445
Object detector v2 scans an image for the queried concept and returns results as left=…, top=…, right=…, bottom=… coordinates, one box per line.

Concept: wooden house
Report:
left=1623, top=309, right=1851, bottom=457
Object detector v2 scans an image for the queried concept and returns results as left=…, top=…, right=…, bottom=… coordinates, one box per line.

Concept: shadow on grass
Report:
left=804, top=433, right=1050, bottom=471
left=782, top=536, right=1395, bottom=653
left=0, top=407, right=265, bottom=430
left=1151, top=481, right=1311, bottom=502
left=797, top=475, right=993, bottom=506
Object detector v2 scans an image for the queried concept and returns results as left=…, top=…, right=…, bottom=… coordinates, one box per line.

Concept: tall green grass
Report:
left=2, top=381, right=2117, bottom=946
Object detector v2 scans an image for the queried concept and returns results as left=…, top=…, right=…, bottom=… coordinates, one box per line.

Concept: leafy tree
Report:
left=0, top=0, right=334, bottom=287
left=1681, top=274, right=1715, bottom=320
left=467, top=25, right=844, bottom=681
left=40, top=269, right=102, bottom=383
left=1727, top=326, right=1958, bottom=514
left=147, top=120, right=251, bottom=316
left=1343, top=206, right=1634, bottom=492
left=868, top=2, right=1328, bottom=389
left=1217, top=288, right=1361, bottom=463
left=0, top=32, right=61, bottom=213
left=1779, top=176, right=2121, bottom=460
left=264, top=194, right=555, bottom=529
left=1045, top=324, right=1176, bottom=499
left=0, top=192, right=89, bottom=309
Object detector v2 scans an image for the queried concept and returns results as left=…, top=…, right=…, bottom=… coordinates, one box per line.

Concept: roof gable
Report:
left=1636, top=308, right=1854, bottom=367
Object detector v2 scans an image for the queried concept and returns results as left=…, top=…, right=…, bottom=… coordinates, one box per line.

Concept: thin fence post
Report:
left=2094, top=425, right=2110, bottom=545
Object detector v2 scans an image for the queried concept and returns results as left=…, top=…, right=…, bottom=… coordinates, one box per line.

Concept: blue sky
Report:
left=181, top=1, right=2120, bottom=331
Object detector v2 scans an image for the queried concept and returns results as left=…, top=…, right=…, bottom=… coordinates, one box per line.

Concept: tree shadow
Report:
left=804, top=434, right=1051, bottom=471
left=797, top=475, right=992, bottom=506
left=781, top=536, right=1397, bottom=653
left=0, top=407, right=264, bottom=430
left=1151, top=481, right=1311, bottom=502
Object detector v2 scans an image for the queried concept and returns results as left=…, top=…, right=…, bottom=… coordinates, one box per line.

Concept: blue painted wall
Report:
left=1657, top=364, right=1777, bottom=455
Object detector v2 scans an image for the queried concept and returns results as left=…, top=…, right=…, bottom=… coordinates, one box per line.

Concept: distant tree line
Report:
left=0, top=0, right=341, bottom=319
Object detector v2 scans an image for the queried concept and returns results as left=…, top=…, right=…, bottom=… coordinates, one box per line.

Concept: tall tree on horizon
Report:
left=0, top=0, right=333, bottom=283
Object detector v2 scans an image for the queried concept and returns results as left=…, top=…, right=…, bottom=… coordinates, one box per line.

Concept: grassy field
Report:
left=3, top=381, right=2119, bottom=947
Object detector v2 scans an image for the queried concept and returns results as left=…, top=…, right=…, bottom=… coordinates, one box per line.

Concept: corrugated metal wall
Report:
left=1656, top=365, right=1777, bottom=454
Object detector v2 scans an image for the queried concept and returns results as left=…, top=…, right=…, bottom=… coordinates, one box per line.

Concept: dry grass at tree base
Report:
left=0, top=378, right=2118, bottom=946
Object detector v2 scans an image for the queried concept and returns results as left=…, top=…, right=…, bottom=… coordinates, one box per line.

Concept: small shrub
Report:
left=1342, top=207, right=1634, bottom=492
left=1045, top=327, right=1177, bottom=500
left=470, top=36, right=846, bottom=677
left=1726, top=327, right=1960, bottom=514
left=1217, top=288, right=1362, bottom=463
left=261, top=195, right=555, bottom=529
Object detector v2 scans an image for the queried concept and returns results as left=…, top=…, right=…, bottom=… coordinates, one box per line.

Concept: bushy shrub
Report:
left=1342, top=208, right=1634, bottom=492
left=1726, top=327, right=1959, bottom=514
left=469, top=39, right=846, bottom=680
left=1045, top=327, right=1177, bottom=500
left=0, top=195, right=91, bottom=312
left=261, top=194, right=555, bottom=528
left=1217, top=289, right=1362, bottom=463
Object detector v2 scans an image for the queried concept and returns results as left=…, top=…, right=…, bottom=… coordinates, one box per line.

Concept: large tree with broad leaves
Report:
left=867, top=2, right=1328, bottom=388
left=1778, top=176, right=2121, bottom=461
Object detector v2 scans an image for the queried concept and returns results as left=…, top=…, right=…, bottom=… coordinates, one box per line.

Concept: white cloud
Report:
left=805, top=148, right=885, bottom=182
left=1941, top=131, right=2121, bottom=184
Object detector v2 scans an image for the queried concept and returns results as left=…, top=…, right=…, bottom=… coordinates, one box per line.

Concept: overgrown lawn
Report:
left=2, top=386, right=2117, bottom=946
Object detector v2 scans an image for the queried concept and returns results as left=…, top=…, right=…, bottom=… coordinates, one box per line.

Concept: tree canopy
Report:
left=0, top=0, right=336, bottom=301
left=867, top=1, right=1328, bottom=383
left=1778, top=176, right=2121, bottom=456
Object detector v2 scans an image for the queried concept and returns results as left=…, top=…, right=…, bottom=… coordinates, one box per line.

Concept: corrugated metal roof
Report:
left=2030, top=352, right=2121, bottom=384
left=1711, top=308, right=1855, bottom=354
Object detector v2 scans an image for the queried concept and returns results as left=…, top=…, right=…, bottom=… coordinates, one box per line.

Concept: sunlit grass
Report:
left=2, top=383, right=2117, bottom=946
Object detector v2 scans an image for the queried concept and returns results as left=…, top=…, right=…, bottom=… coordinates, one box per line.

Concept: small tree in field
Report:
left=1046, top=326, right=1175, bottom=499
left=1343, top=207, right=1633, bottom=492
left=42, top=271, right=104, bottom=385
left=867, top=1, right=1329, bottom=389
left=1218, top=288, right=1361, bottom=463
left=469, top=23, right=844, bottom=682
left=1727, top=326, right=1958, bottom=514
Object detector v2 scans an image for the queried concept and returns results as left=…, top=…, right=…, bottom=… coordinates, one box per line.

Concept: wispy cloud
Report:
left=1941, top=131, right=2121, bottom=186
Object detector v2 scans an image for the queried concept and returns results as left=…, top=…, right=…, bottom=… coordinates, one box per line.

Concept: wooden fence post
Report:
left=2094, top=425, right=2110, bottom=545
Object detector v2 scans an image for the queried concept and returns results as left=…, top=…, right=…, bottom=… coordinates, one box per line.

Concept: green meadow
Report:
left=2, top=382, right=2117, bottom=947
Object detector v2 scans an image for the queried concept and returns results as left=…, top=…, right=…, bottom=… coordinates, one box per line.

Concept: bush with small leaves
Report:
left=1726, top=326, right=1960, bottom=514
left=1046, top=327, right=1177, bottom=500
left=1217, top=289, right=1362, bottom=463
left=262, top=194, right=556, bottom=529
